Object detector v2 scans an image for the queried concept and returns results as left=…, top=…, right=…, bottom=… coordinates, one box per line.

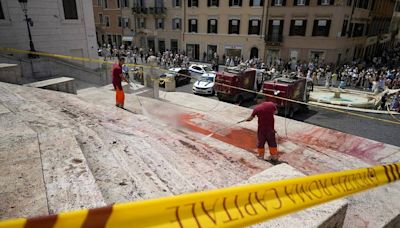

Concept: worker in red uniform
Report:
left=112, top=57, right=128, bottom=108
left=246, top=101, right=278, bottom=161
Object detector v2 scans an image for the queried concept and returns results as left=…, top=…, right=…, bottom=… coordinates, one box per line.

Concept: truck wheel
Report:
left=217, top=94, right=223, bottom=101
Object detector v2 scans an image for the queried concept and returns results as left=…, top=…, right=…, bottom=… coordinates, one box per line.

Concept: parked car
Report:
left=159, top=68, right=191, bottom=87
left=192, top=73, right=216, bottom=95
left=188, top=64, right=215, bottom=79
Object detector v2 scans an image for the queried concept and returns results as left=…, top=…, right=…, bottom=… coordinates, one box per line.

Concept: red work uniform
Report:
left=112, top=63, right=125, bottom=107
left=251, top=102, right=278, bottom=157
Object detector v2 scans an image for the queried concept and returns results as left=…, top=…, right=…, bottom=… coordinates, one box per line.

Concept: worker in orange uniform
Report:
left=246, top=101, right=278, bottom=162
left=112, top=57, right=129, bottom=108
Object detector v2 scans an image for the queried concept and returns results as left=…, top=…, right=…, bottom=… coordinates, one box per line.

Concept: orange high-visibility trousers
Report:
left=116, top=88, right=125, bottom=107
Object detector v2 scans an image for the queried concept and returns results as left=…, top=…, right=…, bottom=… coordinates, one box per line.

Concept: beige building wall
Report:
left=93, top=0, right=127, bottom=46
left=183, top=0, right=267, bottom=61
left=132, top=0, right=182, bottom=52
left=267, top=0, right=371, bottom=65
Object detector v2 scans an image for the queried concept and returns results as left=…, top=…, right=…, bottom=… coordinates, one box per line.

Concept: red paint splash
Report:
left=290, top=127, right=384, bottom=164
left=179, top=113, right=258, bottom=153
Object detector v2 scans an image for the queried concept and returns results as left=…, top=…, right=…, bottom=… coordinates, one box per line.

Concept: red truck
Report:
left=215, top=67, right=257, bottom=103
left=262, top=76, right=313, bottom=117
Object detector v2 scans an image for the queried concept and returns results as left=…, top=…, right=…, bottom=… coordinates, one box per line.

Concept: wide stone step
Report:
left=75, top=125, right=173, bottom=203
left=77, top=85, right=271, bottom=188
left=0, top=113, right=48, bottom=219
left=245, top=164, right=348, bottom=228
left=37, top=128, right=105, bottom=214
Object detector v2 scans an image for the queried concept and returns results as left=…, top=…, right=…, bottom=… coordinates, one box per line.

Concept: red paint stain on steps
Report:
left=179, top=113, right=259, bottom=153
left=290, top=127, right=384, bottom=164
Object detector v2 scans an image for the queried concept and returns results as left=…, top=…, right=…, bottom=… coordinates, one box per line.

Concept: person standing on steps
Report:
left=112, top=57, right=128, bottom=108
left=245, top=101, right=279, bottom=162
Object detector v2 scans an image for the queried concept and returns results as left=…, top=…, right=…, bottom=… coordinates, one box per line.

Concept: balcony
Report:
left=264, top=34, right=283, bottom=46
left=132, top=7, right=166, bottom=15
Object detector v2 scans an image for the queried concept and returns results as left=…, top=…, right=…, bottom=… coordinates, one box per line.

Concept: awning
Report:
left=122, top=36, right=133, bottom=42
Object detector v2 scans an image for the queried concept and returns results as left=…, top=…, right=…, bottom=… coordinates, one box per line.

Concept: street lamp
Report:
left=18, top=0, right=37, bottom=58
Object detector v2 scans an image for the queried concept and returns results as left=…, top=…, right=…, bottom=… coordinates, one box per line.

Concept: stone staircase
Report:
left=0, top=82, right=270, bottom=219
left=1, top=81, right=399, bottom=227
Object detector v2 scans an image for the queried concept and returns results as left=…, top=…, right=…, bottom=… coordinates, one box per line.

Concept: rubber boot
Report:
left=257, top=148, right=265, bottom=159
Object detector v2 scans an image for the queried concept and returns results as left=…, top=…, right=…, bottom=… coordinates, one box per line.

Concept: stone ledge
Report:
left=244, top=164, right=348, bottom=228
left=25, top=77, right=77, bottom=94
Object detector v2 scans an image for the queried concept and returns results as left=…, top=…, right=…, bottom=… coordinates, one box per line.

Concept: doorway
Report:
left=187, top=44, right=200, bottom=60
left=158, top=40, right=165, bottom=53
left=250, top=47, right=259, bottom=59
left=207, top=45, right=217, bottom=61
left=266, top=49, right=279, bottom=66
left=147, top=38, right=155, bottom=52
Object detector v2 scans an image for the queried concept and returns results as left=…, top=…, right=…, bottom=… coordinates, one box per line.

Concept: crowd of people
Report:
left=100, top=43, right=400, bottom=112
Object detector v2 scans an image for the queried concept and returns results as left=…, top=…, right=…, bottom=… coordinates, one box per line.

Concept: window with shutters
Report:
left=318, top=0, right=334, bottom=6
left=105, top=16, right=110, bottom=27
left=347, top=0, right=352, bottom=6
left=267, top=20, right=283, bottom=42
left=172, top=18, right=181, bottom=30
left=273, top=0, right=284, bottom=6
left=229, top=0, right=242, bottom=7
left=99, top=13, right=103, bottom=24
left=312, top=20, right=331, bottom=37
left=188, top=0, right=198, bottom=7
left=156, top=18, right=164, bottom=29
left=62, top=0, right=78, bottom=20
left=138, top=18, right=145, bottom=28
left=189, top=19, right=198, bottom=33
left=352, top=23, right=364, bottom=37
left=208, top=19, right=218, bottom=33
left=124, top=18, right=129, bottom=28
left=118, top=0, right=128, bottom=7
left=118, top=16, right=122, bottom=27
left=341, top=20, right=348, bottom=36
left=289, top=20, right=307, bottom=36
left=104, top=0, right=108, bottom=8
left=296, top=0, right=306, bottom=6
left=229, top=19, right=240, bottom=34
left=250, top=0, right=263, bottom=6
left=173, top=0, right=181, bottom=7
left=356, top=0, right=369, bottom=9
left=208, top=0, right=219, bottom=7
left=248, top=20, right=261, bottom=35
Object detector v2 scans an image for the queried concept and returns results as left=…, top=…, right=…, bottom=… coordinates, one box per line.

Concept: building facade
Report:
left=92, top=0, right=396, bottom=64
left=392, top=0, right=400, bottom=40
left=182, top=0, right=268, bottom=61
left=0, top=0, right=98, bottom=64
left=265, top=0, right=397, bottom=66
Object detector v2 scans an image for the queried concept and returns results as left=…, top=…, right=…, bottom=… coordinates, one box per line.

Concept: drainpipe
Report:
left=183, top=0, right=186, bottom=52
left=263, top=0, right=270, bottom=62
left=348, top=0, right=357, bottom=60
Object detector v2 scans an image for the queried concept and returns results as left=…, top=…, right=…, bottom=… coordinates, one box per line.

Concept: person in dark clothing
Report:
left=246, top=101, right=278, bottom=161
left=380, top=93, right=388, bottom=110
left=112, top=58, right=128, bottom=108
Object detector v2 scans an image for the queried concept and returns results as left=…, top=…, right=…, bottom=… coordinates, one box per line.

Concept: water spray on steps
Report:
left=202, top=119, right=246, bottom=140
left=128, top=81, right=149, bottom=116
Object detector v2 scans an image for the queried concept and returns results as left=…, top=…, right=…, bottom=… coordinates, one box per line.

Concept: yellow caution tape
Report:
left=1, top=47, right=399, bottom=125
left=0, top=163, right=399, bottom=228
